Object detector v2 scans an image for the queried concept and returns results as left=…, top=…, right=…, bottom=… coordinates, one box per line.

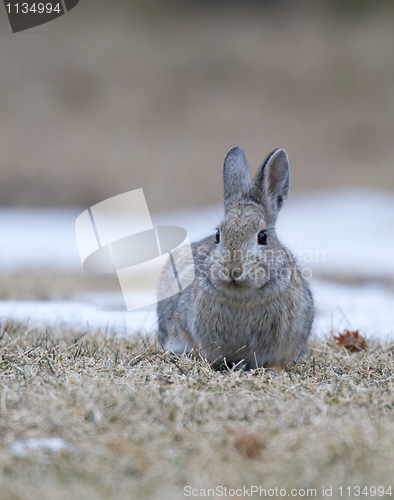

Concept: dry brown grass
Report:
left=1, top=322, right=394, bottom=499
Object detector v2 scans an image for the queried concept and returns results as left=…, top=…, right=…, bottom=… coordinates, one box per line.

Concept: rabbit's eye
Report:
left=258, top=230, right=267, bottom=245
left=215, top=229, right=220, bottom=244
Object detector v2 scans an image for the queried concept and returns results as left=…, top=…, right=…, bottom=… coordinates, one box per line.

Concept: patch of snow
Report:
left=1, top=279, right=394, bottom=341
left=312, top=279, right=394, bottom=341
left=1, top=188, right=394, bottom=280
left=10, top=437, right=73, bottom=458
left=277, top=188, right=394, bottom=280
left=1, top=188, right=394, bottom=341
left=0, top=207, right=82, bottom=272
left=0, top=297, right=157, bottom=336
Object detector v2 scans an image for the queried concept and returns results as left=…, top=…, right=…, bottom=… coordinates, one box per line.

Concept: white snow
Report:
left=0, top=296, right=157, bottom=337
left=10, top=437, right=73, bottom=459
left=312, top=279, right=394, bottom=341
left=1, top=187, right=394, bottom=340
left=1, top=187, right=394, bottom=278
left=0, top=207, right=82, bottom=271
left=278, top=188, right=394, bottom=280
left=1, top=279, right=393, bottom=341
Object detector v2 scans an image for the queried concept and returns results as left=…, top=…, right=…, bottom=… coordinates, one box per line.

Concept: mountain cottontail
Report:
left=157, top=147, right=314, bottom=370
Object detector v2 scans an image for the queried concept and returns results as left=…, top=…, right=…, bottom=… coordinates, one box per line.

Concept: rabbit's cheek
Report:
left=252, top=271, right=269, bottom=289
left=242, top=266, right=259, bottom=286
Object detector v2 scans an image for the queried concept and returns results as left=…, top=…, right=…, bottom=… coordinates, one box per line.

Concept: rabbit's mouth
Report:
left=215, top=278, right=264, bottom=297
left=227, top=281, right=255, bottom=293
left=201, top=265, right=271, bottom=296
left=220, top=268, right=271, bottom=292
left=201, top=273, right=250, bottom=295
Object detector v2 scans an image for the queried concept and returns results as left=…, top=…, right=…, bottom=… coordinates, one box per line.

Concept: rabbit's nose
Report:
left=230, top=265, right=242, bottom=280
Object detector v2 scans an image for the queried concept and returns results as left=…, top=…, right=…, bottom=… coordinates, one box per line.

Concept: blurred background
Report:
left=1, top=0, right=394, bottom=337
left=1, top=0, right=394, bottom=210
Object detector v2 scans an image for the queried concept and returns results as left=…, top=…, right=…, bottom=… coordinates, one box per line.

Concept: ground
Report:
left=1, top=322, right=394, bottom=500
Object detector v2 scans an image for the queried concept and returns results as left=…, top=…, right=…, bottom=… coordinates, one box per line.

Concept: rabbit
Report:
left=157, top=146, right=314, bottom=370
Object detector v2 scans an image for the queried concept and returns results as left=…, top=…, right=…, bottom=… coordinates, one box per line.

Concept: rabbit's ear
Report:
left=249, top=149, right=290, bottom=222
left=223, top=146, right=250, bottom=214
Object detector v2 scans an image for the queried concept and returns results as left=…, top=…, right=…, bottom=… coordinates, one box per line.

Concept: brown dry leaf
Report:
left=334, top=330, right=368, bottom=353
left=234, top=431, right=265, bottom=459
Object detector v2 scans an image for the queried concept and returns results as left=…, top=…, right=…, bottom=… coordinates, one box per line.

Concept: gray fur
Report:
left=223, top=146, right=250, bottom=215
left=250, top=148, right=290, bottom=225
left=157, top=147, right=314, bottom=370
